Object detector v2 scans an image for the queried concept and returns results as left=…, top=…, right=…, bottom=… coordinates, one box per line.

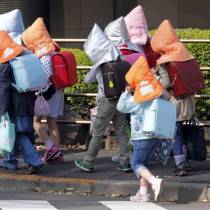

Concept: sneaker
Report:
left=130, top=190, right=149, bottom=202
left=50, top=153, right=64, bottom=163
left=117, top=163, right=133, bottom=173
left=174, top=162, right=188, bottom=176
left=25, top=163, right=46, bottom=175
left=74, top=159, right=94, bottom=172
left=151, top=178, right=165, bottom=202
left=41, top=145, right=60, bottom=163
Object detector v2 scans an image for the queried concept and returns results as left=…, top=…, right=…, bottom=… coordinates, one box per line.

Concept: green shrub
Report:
left=63, top=28, right=210, bottom=120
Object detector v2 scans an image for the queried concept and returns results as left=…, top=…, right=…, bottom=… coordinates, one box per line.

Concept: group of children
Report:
left=0, top=5, right=200, bottom=203
left=0, top=10, right=64, bottom=174
left=74, top=5, right=198, bottom=202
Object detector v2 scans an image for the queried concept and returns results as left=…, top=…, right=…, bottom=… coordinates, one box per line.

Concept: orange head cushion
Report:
left=125, top=55, right=163, bottom=103
left=22, top=18, right=55, bottom=57
left=0, top=30, right=23, bottom=63
left=151, top=20, right=193, bottom=64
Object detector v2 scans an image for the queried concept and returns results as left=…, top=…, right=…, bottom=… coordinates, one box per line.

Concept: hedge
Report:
left=63, top=28, right=210, bottom=121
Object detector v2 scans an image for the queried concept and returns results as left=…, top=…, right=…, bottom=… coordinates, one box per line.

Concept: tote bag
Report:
left=182, top=120, right=207, bottom=161
left=0, top=112, right=15, bottom=153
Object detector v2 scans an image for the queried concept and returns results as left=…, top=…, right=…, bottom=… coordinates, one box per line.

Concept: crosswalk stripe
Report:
left=0, top=200, right=57, bottom=210
left=100, top=201, right=167, bottom=210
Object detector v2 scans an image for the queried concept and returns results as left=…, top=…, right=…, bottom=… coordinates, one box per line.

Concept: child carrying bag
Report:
left=10, top=53, right=49, bottom=92
left=0, top=112, right=15, bottom=153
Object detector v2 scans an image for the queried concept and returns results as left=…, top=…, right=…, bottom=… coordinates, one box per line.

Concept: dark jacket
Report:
left=0, top=63, right=12, bottom=117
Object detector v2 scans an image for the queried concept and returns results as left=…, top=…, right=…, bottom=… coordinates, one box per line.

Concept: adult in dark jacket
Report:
left=0, top=63, right=44, bottom=174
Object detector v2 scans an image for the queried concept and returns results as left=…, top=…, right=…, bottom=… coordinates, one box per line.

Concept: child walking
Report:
left=117, top=86, right=165, bottom=202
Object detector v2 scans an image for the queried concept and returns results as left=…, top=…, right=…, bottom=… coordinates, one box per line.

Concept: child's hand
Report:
left=126, top=85, right=134, bottom=93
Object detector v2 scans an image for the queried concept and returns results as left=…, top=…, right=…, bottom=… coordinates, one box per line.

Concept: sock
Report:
left=139, top=186, right=148, bottom=196
left=148, top=175, right=158, bottom=185
left=182, top=145, right=188, bottom=159
left=46, top=139, right=54, bottom=150
left=174, top=155, right=185, bottom=166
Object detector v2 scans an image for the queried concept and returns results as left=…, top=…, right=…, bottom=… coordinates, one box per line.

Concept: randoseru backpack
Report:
left=101, top=61, right=131, bottom=99
left=51, top=51, right=77, bottom=89
left=166, top=59, right=205, bottom=97
left=10, top=53, right=49, bottom=92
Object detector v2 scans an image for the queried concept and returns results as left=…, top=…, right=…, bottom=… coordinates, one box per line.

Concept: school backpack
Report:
left=10, top=53, right=49, bottom=92
left=142, top=97, right=176, bottom=139
left=51, top=51, right=77, bottom=89
left=101, top=61, right=131, bottom=99
left=166, top=59, right=205, bottom=97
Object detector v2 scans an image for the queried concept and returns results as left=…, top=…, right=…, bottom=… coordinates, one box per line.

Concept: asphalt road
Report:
left=0, top=189, right=209, bottom=210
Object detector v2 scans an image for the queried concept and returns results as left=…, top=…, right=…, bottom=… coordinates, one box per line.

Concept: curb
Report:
left=0, top=172, right=209, bottom=202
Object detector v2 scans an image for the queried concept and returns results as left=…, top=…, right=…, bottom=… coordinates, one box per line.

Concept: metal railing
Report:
left=52, top=38, right=210, bottom=126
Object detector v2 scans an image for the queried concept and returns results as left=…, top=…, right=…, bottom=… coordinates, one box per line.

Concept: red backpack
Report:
left=166, top=59, right=205, bottom=97
left=143, top=42, right=160, bottom=68
left=51, top=51, right=77, bottom=89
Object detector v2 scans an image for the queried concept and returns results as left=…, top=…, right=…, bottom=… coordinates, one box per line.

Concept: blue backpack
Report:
left=10, top=53, right=49, bottom=92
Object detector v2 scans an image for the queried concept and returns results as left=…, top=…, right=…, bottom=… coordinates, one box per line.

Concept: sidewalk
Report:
left=0, top=148, right=210, bottom=203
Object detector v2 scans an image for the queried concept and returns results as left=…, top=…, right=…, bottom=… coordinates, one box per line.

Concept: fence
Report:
left=51, top=38, right=210, bottom=127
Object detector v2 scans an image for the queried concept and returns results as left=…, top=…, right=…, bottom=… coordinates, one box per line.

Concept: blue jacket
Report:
left=117, top=90, right=172, bottom=165
left=117, top=91, right=154, bottom=140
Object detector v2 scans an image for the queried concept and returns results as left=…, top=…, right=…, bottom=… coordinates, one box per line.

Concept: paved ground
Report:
left=0, top=148, right=210, bottom=203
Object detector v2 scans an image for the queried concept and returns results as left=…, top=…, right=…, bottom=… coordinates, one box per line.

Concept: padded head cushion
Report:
left=84, top=23, right=119, bottom=68
left=151, top=20, right=194, bottom=64
left=125, top=55, right=163, bottom=103
left=0, top=30, right=23, bottom=63
left=104, top=16, right=141, bottom=52
left=124, top=5, right=149, bottom=46
left=0, top=9, right=25, bottom=44
left=22, top=18, right=55, bottom=57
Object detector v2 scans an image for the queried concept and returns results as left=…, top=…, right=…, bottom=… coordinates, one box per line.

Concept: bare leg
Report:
left=46, top=116, right=60, bottom=146
left=33, top=116, right=48, bottom=141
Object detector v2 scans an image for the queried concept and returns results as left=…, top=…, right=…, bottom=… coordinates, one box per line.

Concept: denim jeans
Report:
left=131, top=139, right=159, bottom=177
left=0, top=132, right=43, bottom=170
left=84, top=96, right=130, bottom=165
left=172, top=122, right=184, bottom=156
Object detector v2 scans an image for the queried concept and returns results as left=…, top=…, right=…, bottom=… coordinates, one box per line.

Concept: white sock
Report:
left=139, top=186, right=148, bottom=196
left=148, top=175, right=158, bottom=185
left=46, top=139, right=54, bottom=149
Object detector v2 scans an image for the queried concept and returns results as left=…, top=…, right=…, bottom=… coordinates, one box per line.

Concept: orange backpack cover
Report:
left=0, top=30, right=23, bottom=63
left=22, top=18, right=55, bottom=57
left=125, top=55, right=163, bottom=103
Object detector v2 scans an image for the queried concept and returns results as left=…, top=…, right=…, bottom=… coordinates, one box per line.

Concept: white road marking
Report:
left=100, top=201, right=167, bottom=210
left=0, top=200, right=57, bottom=210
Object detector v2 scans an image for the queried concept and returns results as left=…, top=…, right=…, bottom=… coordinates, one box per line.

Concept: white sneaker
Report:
left=151, top=178, right=165, bottom=201
left=130, top=190, right=149, bottom=202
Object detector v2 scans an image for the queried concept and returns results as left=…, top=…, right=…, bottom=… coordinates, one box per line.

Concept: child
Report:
left=33, top=88, right=64, bottom=163
left=0, top=63, right=45, bottom=174
left=117, top=85, right=165, bottom=202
